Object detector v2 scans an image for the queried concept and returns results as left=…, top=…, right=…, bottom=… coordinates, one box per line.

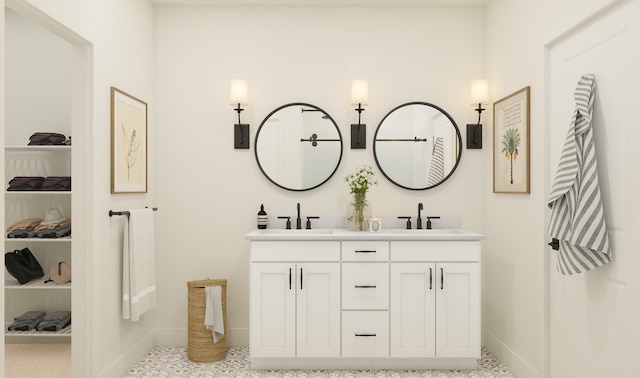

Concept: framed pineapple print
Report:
left=493, top=86, right=530, bottom=194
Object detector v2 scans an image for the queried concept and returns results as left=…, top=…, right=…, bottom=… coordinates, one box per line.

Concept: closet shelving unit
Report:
left=4, top=144, right=72, bottom=339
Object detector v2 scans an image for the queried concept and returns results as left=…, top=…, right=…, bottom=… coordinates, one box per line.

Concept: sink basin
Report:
left=258, top=229, right=333, bottom=235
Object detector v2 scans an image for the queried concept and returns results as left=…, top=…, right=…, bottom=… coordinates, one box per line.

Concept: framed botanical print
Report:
left=111, top=87, right=148, bottom=194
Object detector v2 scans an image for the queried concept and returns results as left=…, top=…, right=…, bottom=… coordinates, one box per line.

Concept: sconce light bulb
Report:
left=230, top=79, right=248, bottom=106
left=470, top=79, right=489, bottom=105
left=351, top=80, right=369, bottom=106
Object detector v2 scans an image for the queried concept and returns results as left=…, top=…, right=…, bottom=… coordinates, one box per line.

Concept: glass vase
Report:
left=347, top=192, right=370, bottom=231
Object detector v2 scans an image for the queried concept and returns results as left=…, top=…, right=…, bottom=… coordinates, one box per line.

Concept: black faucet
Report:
left=417, top=203, right=424, bottom=229
left=296, top=203, right=302, bottom=229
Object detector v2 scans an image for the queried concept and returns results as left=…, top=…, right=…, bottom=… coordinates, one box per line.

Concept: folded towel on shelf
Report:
left=204, top=285, right=225, bottom=343
left=6, top=218, right=43, bottom=233
left=7, top=227, right=37, bottom=238
left=8, top=320, right=40, bottom=331
left=7, top=311, right=46, bottom=331
left=7, top=176, right=46, bottom=191
left=123, top=208, right=157, bottom=321
left=41, top=176, right=71, bottom=191
left=34, top=218, right=71, bottom=232
left=36, top=223, right=71, bottom=238
left=15, top=310, right=46, bottom=322
left=36, top=311, right=71, bottom=331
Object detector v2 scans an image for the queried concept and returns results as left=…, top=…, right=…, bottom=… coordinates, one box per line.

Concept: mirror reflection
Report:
left=373, top=102, right=462, bottom=190
left=255, top=103, right=343, bottom=191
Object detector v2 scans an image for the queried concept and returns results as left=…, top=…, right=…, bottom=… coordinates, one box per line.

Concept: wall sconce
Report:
left=350, top=80, right=368, bottom=149
left=467, top=79, right=488, bottom=149
left=230, top=79, right=249, bottom=149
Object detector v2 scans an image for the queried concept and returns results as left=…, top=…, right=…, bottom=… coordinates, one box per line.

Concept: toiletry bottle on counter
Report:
left=257, top=204, right=268, bottom=229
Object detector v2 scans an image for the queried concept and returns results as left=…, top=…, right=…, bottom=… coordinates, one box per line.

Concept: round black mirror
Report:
left=373, top=102, right=462, bottom=190
left=255, top=103, right=343, bottom=191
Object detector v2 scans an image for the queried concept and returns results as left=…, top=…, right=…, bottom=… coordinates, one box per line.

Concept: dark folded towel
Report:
left=37, top=317, right=71, bottom=331
left=8, top=319, right=42, bottom=331
left=36, top=311, right=71, bottom=331
left=15, top=310, right=46, bottom=322
left=7, top=227, right=37, bottom=238
left=36, top=223, right=71, bottom=238
left=7, top=311, right=46, bottom=331
left=41, top=176, right=71, bottom=191
left=7, top=176, right=46, bottom=191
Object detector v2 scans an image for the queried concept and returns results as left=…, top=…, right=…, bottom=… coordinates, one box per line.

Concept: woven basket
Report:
left=187, top=279, right=227, bottom=362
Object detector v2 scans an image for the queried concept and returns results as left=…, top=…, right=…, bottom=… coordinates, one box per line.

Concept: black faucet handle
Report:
left=425, top=216, right=441, bottom=230
left=306, top=216, right=320, bottom=229
left=398, top=216, right=412, bottom=229
left=277, top=216, right=292, bottom=229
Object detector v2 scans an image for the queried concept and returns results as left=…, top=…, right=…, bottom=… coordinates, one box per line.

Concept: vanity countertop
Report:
left=245, top=228, right=485, bottom=241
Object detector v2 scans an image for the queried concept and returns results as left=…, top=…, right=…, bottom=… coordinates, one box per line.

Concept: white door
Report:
left=435, top=263, right=480, bottom=358
left=390, top=263, right=436, bottom=357
left=296, top=263, right=341, bottom=358
left=547, top=2, right=640, bottom=377
left=250, top=263, right=296, bottom=358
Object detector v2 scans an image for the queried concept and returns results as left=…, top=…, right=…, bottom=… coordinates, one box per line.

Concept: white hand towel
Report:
left=123, top=208, right=157, bottom=321
left=547, top=74, right=611, bottom=274
left=204, top=285, right=224, bottom=343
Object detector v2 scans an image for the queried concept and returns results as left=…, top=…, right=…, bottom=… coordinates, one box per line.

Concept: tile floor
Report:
left=126, top=346, right=516, bottom=378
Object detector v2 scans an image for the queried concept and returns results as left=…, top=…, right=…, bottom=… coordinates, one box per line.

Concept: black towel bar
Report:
left=109, top=207, right=158, bottom=218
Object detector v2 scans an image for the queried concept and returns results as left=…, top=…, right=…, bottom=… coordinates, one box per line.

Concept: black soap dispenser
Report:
left=257, top=204, right=268, bottom=229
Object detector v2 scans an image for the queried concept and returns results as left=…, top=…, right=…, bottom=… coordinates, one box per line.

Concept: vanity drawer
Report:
left=342, top=263, right=389, bottom=310
left=342, top=241, right=389, bottom=261
left=342, top=311, right=389, bottom=358
left=251, top=241, right=340, bottom=262
left=390, top=241, right=480, bottom=262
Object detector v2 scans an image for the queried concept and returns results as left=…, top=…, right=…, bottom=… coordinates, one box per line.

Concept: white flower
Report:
left=345, top=165, right=377, bottom=194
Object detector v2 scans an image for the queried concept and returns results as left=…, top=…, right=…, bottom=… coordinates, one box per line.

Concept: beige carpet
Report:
left=5, top=344, right=71, bottom=378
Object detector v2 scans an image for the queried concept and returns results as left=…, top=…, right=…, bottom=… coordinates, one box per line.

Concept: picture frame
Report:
left=111, top=87, right=148, bottom=194
left=493, top=86, right=530, bottom=194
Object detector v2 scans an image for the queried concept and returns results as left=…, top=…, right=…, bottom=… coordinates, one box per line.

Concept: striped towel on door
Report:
left=547, top=74, right=611, bottom=275
left=426, top=137, right=445, bottom=187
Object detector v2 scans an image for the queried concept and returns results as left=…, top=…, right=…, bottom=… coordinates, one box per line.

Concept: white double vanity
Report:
left=246, top=228, right=484, bottom=370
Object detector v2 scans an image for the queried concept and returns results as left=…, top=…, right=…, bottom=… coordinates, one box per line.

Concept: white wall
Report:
left=4, top=9, right=71, bottom=145
left=484, top=1, right=638, bottom=378
left=2, top=0, right=155, bottom=377
left=152, top=5, right=487, bottom=346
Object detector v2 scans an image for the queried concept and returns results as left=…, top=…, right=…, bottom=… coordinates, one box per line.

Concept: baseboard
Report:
left=98, top=329, right=155, bottom=378
left=483, top=328, right=540, bottom=378
left=153, top=327, right=249, bottom=347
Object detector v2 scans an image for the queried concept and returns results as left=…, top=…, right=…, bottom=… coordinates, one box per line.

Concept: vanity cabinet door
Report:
left=297, top=263, right=341, bottom=358
left=390, top=263, right=436, bottom=358
left=391, top=262, right=480, bottom=359
left=250, top=263, right=296, bottom=358
left=435, top=262, right=480, bottom=358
